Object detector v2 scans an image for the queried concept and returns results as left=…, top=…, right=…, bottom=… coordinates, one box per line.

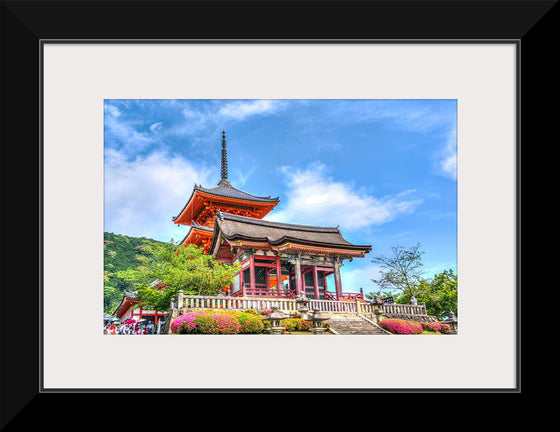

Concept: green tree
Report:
left=104, top=233, right=169, bottom=313
left=416, top=269, right=457, bottom=319
left=116, top=242, right=240, bottom=312
left=370, top=243, right=425, bottom=300
left=104, top=285, right=122, bottom=313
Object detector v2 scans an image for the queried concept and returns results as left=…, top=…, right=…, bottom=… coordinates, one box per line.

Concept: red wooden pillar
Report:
left=276, top=256, right=282, bottom=294
left=250, top=251, right=256, bottom=295
left=313, top=265, right=320, bottom=299
left=240, top=262, right=246, bottom=296
left=334, top=259, right=343, bottom=300
left=295, top=254, right=303, bottom=296
left=265, top=268, right=270, bottom=294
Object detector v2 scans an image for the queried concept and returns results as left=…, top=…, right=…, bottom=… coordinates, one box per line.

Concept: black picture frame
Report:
left=1, top=0, right=553, bottom=427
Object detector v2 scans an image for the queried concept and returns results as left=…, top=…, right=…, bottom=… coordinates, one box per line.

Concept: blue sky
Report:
left=104, top=99, right=457, bottom=296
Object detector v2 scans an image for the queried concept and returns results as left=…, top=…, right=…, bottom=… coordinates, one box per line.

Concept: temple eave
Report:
left=222, top=239, right=370, bottom=258
left=179, top=226, right=214, bottom=252
left=173, top=191, right=278, bottom=226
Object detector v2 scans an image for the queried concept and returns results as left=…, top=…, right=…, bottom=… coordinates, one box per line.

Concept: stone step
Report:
left=327, top=316, right=389, bottom=335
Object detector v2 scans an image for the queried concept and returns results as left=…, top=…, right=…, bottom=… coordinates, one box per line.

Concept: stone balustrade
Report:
left=171, top=291, right=430, bottom=318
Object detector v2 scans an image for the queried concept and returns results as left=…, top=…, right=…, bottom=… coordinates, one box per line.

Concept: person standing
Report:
left=410, top=295, right=418, bottom=305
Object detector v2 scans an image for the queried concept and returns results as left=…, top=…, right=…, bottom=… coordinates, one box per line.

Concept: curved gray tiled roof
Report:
left=172, top=182, right=279, bottom=222
left=212, top=211, right=372, bottom=252
left=190, top=221, right=215, bottom=231
left=179, top=222, right=215, bottom=245
left=193, top=183, right=280, bottom=203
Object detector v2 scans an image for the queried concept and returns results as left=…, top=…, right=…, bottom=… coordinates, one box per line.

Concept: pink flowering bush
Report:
left=439, top=323, right=451, bottom=334
left=420, top=321, right=442, bottom=332
left=380, top=319, right=423, bottom=334
left=196, top=312, right=242, bottom=334
left=170, top=310, right=264, bottom=334
left=170, top=311, right=207, bottom=334
left=171, top=311, right=240, bottom=334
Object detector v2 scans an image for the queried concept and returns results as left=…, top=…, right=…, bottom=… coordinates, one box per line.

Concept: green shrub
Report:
left=244, top=309, right=258, bottom=315
left=281, top=318, right=312, bottom=332
left=238, top=312, right=265, bottom=334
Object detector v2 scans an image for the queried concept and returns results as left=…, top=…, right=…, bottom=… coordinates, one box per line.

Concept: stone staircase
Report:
left=326, top=314, right=391, bottom=335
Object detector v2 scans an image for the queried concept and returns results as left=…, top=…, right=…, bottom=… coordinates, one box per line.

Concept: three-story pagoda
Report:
left=173, top=132, right=371, bottom=300
left=173, top=131, right=279, bottom=253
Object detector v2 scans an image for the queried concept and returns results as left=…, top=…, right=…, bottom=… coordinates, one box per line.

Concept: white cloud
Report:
left=233, top=166, right=255, bottom=187
left=313, top=100, right=454, bottom=134
left=308, top=100, right=458, bottom=182
left=160, top=100, right=286, bottom=146
left=218, top=100, right=282, bottom=120
left=436, top=129, right=457, bottom=181
left=104, top=149, right=213, bottom=242
left=149, top=122, right=163, bottom=133
left=104, top=103, right=121, bottom=118
left=104, top=104, right=155, bottom=154
left=266, top=162, right=423, bottom=230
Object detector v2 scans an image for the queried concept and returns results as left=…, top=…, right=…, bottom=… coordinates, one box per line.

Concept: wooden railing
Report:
left=323, top=291, right=364, bottom=301
left=171, top=292, right=428, bottom=317
left=231, top=287, right=296, bottom=298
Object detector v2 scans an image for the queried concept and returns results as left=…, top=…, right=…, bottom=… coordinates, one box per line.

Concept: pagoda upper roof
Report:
left=209, top=211, right=372, bottom=256
left=173, top=183, right=279, bottom=225
left=193, top=183, right=279, bottom=203
left=173, top=131, right=279, bottom=226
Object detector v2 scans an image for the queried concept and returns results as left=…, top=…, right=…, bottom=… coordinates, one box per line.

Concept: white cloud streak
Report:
left=436, top=128, right=457, bottom=180
left=104, top=149, right=213, bottom=242
left=104, top=102, right=156, bottom=154
left=218, top=100, right=283, bottom=120
left=266, top=162, right=423, bottom=230
left=105, top=100, right=286, bottom=157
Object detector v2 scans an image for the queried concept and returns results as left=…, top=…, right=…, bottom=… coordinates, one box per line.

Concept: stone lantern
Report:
left=295, top=294, right=310, bottom=320
left=371, top=295, right=385, bottom=325
left=262, top=306, right=289, bottom=335
left=441, top=311, right=458, bottom=334
left=306, top=308, right=329, bottom=335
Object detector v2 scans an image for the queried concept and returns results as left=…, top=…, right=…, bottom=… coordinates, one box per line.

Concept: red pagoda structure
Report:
left=173, top=131, right=279, bottom=253
left=173, top=132, right=371, bottom=300
left=209, top=212, right=371, bottom=300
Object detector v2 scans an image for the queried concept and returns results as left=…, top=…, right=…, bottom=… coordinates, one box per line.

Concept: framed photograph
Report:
left=1, top=0, right=550, bottom=425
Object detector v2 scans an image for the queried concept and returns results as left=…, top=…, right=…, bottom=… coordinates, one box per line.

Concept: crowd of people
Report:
left=103, top=321, right=157, bottom=335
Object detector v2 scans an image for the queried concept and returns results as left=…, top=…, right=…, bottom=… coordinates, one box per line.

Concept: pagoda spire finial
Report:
left=218, top=130, right=231, bottom=186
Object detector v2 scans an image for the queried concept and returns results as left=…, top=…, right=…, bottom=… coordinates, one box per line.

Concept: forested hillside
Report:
left=103, top=232, right=167, bottom=313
